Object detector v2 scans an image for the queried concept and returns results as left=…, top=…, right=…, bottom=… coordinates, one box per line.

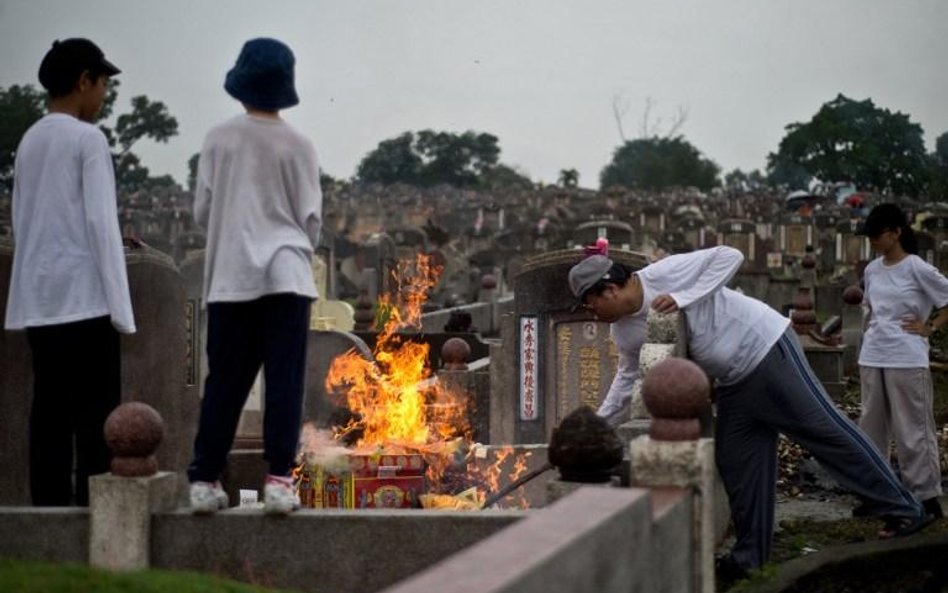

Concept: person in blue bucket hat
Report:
left=187, top=38, right=322, bottom=515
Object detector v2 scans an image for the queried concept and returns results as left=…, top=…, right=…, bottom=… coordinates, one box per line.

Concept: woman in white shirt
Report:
left=859, top=203, right=948, bottom=520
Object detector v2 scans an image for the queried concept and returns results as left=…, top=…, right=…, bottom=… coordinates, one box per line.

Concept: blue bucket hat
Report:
left=224, top=38, right=299, bottom=110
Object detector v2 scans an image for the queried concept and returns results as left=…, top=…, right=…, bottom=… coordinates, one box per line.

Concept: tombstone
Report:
left=303, top=330, right=374, bottom=429
left=638, top=205, right=666, bottom=235
left=493, top=248, right=649, bottom=444
left=716, top=219, right=759, bottom=269
left=179, top=250, right=207, bottom=398
left=916, top=231, right=936, bottom=267
left=777, top=214, right=814, bottom=259
left=0, top=243, right=197, bottom=505
left=572, top=220, right=635, bottom=251
left=678, top=217, right=707, bottom=252
left=340, top=232, right=398, bottom=303
left=388, top=226, right=429, bottom=264
left=0, top=240, right=31, bottom=504
left=835, top=219, right=871, bottom=266
left=123, top=247, right=197, bottom=501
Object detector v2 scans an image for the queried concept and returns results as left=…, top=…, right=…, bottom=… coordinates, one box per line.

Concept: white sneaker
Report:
left=264, top=475, right=300, bottom=515
left=190, top=481, right=229, bottom=514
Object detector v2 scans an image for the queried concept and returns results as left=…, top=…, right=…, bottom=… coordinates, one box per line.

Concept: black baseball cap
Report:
left=38, top=38, right=120, bottom=96
left=856, top=203, right=907, bottom=237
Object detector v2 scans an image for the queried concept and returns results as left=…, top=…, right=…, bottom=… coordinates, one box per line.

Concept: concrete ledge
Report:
left=377, top=487, right=653, bottom=593
left=0, top=507, right=88, bottom=563
left=151, top=508, right=524, bottom=593
left=649, top=487, right=695, bottom=593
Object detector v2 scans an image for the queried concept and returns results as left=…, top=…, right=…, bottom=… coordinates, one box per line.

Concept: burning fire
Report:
left=299, top=253, right=531, bottom=509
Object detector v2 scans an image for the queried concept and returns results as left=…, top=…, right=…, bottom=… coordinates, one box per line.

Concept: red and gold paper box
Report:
left=298, top=453, right=426, bottom=509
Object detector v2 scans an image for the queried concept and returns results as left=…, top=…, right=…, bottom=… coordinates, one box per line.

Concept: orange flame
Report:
left=307, top=253, right=532, bottom=508
left=326, top=253, right=467, bottom=450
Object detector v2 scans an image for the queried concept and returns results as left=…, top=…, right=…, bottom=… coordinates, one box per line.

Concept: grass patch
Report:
left=772, top=516, right=948, bottom=564
left=0, top=558, right=303, bottom=593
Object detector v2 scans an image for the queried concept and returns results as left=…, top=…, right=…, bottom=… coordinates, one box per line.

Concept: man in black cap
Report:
left=4, top=39, right=135, bottom=506
left=568, top=246, right=932, bottom=583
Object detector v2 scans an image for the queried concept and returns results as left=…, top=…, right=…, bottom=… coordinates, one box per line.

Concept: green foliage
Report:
left=0, top=80, right=179, bottom=194
left=725, top=168, right=768, bottom=192
left=767, top=94, right=928, bottom=196
left=926, top=131, right=948, bottom=201
left=599, top=136, right=720, bottom=191
left=480, top=163, right=533, bottom=190
left=0, top=558, right=302, bottom=593
left=356, top=132, right=423, bottom=185
left=355, top=129, right=527, bottom=189
left=0, top=85, right=46, bottom=191
left=187, top=152, right=200, bottom=191
left=558, top=168, right=579, bottom=188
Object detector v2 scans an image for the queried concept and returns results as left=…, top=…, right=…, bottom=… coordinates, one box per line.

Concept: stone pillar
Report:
left=89, top=402, right=176, bottom=571
left=617, top=310, right=684, bottom=441
left=629, top=357, right=715, bottom=593
left=438, top=337, right=490, bottom=443
left=841, top=285, right=864, bottom=374
left=790, top=286, right=817, bottom=335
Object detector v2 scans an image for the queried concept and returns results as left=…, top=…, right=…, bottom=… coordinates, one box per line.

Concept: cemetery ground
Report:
left=722, top=364, right=948, bottom=592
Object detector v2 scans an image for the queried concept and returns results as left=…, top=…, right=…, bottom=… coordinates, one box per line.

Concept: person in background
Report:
left=568, top=245, right=931, bottom=585
left=187, top=37, right=322, bottom=515
left=858, top=203, right=948, bottom=520
left=4, top=38, right=135, bottom=506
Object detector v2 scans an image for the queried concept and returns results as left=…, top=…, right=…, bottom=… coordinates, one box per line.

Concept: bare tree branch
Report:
left=665, top=104, right=689, bottom=138
left=639, top=97, right=655, bottom=138
left=612, top=95, right=630, bottom=142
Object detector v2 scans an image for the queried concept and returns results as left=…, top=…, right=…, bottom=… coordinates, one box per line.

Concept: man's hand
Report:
left=651, top=294, right=679, bottom=314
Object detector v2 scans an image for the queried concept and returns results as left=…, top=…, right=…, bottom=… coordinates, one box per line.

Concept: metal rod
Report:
left=480, top=462, right=554, bottom=509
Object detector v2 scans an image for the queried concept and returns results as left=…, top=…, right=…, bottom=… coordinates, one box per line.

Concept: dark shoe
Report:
left=923, top=497, right=944, bottom=519
left=878, top=513, right=936, bottom=539
left=715, top=553, right=749, bottom=590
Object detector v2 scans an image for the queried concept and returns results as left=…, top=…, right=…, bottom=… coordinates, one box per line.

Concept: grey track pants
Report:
left=715, top=329, right=923, bottom=570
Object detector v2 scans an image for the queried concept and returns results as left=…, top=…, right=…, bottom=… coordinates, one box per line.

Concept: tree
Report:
left=599, top=136, right=719, bottom=191
left=187, top=152, right=200, bottom=192
left=101, top=82, right=179, bottom=192
left=927, top=131, right=948, bottom=201
left=558, top=168, right=579, bottom=188
left=355, top=129, right=519, bottom=188
left=0, top=85, right=46, bottom=191
left=0, top=81, right=179, bottom=194
left=767, top=94, right=928, bottom=197
left=356, top=132, right=423, bottom=185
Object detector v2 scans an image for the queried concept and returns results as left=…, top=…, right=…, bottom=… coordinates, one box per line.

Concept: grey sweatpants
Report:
left=859, top=366, right=943, bottom=501
left=715, top=329, right=923, bottom=570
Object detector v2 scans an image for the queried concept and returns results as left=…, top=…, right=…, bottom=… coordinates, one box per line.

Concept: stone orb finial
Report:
left=842, top=285, right=864, bottom=305
left=641, top=357, right=711, bottom=441
left=104, top=402, right=164, bottom=477
left=441, top=337, right=471, bottom=370
left=481, top=274, right=498, bottom=290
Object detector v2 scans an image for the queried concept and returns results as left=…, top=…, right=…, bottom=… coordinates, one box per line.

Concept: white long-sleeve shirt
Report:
left=194, top=114, right=322, bottom=302
left=600, top=246, right=789, bottom=415
left=859, top=254, right=948, bottom=368
left=4, top=113, right=136, bottom=333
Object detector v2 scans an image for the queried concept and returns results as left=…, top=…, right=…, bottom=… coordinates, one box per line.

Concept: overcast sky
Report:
left=1, top=0, right=946, bottom=189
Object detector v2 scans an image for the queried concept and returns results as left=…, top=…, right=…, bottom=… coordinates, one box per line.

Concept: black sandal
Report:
left=878, top=513, right=935, bottom=539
